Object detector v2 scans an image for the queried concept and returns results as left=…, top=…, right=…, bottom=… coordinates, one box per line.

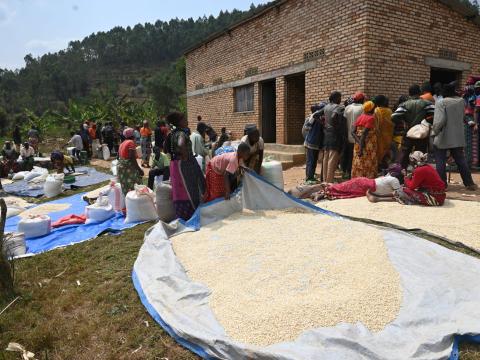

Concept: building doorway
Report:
left=430, top=68, right=461, bottom=87
left=285, top=73, right=306, bottom=145
left=261, top=80, right=276, bottom=143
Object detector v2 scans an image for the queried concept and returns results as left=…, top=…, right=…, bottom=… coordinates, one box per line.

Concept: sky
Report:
left=0, top=0, right=266, bottom=70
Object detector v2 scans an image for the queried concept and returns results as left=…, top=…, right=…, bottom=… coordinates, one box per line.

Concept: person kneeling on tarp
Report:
left=204, top=142, right=250, bottom=201
left=51, top=150, right=75, bottom=174
left=393, top=151, right=446, bottom=206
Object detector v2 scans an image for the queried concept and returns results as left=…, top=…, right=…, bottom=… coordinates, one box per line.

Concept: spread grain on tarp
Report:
left=172, top=210, right=402, bottom=346
left=319, top=198, right=480, bottom=251
left=19, top=203, right=71, bottom=218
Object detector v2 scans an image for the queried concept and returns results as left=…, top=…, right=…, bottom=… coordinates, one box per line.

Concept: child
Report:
left=51, top=151, right=75, bottom=174
left=204, top=142, right=250, bottom=202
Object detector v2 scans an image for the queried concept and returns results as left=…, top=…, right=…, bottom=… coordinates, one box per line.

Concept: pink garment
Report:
left=209, top=152, right=239, bottom=175
left=169, top=160, right=190, bottom=202
left=52, top=214, right=87, bottom=228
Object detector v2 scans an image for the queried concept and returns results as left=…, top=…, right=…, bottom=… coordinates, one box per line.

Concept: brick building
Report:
left=185, top=0, right=480, bottom=145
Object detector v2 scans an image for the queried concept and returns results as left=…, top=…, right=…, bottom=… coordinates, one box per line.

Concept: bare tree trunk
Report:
left=0, top=198, right=14, bottom=299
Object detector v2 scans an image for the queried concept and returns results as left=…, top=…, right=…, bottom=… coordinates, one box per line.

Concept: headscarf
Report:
left=363, top=101, right=375, bottom=113
left=409, top=151, right=428, bottom=166
left=387, top=163, right=402, bottom=178
left=353, top=92, right=365, bottom=102
left=123, top=127, right=134, bottom=139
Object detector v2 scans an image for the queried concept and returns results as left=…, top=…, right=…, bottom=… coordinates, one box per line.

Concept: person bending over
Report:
left=51, top=151, right=75, bottom=174
left=204, top=142, right=250, bottom=202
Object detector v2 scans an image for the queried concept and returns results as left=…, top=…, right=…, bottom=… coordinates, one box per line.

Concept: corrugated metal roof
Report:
left=185, top=0, right=480, bottom=56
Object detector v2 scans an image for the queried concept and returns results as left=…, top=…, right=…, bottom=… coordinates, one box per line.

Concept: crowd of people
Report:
left=303, top=80, right=479, bottom=207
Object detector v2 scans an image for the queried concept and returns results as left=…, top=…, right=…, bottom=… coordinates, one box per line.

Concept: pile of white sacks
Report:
left=11, top=166, right=64, bottom=198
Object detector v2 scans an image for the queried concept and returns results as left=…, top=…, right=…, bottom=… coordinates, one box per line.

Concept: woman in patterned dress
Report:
left=351, top=101, right=378, bottom=179
left=117, top=128, right=144, bottom=197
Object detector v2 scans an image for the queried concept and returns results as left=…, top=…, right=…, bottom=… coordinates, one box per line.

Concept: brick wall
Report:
left=186, top=0, right=480, bottom=143
left=187, top=84, right=259, bottom=140
left=186, top=0, right=369, bottom=143
left=363, top=0, right=480, bottom=105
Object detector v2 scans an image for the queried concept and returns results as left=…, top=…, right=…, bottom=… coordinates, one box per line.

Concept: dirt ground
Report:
left=283, top=165, right=480, bottom=202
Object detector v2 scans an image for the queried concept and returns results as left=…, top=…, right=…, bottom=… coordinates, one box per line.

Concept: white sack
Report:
left=18, top=215, right=51, bottom=239
left=85, top=195, right=114, bottom=224
left=155, top=181, right=176, bottom=223
left=44, top=174, right=64, bottom=198
left=125, top=185, right=158, bottom=224
left=3, top=232, right=26, bottom=257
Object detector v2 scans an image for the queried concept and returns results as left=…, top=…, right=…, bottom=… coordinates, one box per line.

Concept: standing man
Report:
left=343, top=92, right=365, bottom=179
left=392, top=84, right=435, bottom=169
left=322, top=91, right=345, bottom=183
left=303, top=103, right=326, bottom=183
left=433, top=82, right=477, bottom=190
left=190, top=122, right=209, bottom=171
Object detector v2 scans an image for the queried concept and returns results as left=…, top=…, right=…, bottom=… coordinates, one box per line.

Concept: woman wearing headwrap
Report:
left=310, top=163, right=403, bottom=201
left=117, top=127, right=144, bottom=196
left=393, top=151, right=446, bottom=206
left=373, top=95, right=394, bottom=169
left=164, top=112, right=206, bottom=221
left=240, top=126, right=264, bottom=174
left=351, top=101, right=378, bottom=179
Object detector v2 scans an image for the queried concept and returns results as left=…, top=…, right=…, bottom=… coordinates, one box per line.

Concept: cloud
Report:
left=0, top=2, right=15, bottom=25
left=25, top=38, right=72, bottom=57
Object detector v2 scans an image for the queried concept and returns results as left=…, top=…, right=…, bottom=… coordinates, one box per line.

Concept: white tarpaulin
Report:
left=133, top=172, right=480, bottom=359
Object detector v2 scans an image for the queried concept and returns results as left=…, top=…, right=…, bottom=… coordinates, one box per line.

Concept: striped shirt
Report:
left=391, top=98, right=435, bottom=130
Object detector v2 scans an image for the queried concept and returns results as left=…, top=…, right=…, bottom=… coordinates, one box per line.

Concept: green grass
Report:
left=0, top=223, right=198, bottom=360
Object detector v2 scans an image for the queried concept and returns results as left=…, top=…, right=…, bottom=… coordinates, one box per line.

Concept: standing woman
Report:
left=374, top=95, right=394, bottom=169
left=165, top=112, right=206, bottom=221
left=117, top=128, right=144, bottom=196
left=351, top=101, right=378, bottom=179
left=140, top=120, right=153, bottom=168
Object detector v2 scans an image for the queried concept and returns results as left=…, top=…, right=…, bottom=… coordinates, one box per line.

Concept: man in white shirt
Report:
left=67, top=131, right=83, bottom=159
left=343, top=92, right=365, bottom=178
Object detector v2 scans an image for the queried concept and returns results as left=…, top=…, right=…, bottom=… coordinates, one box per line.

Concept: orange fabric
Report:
left=420, top=93, right=434, bottom=103
left=354, top=114, right=375, bottom=129
left=375, top=107, right=394, bottom=162
left=88, top=127, right=96, bottom=140
left=118, top=139, right=137, bottom=159
left=140, top=127, right=152, bottom=137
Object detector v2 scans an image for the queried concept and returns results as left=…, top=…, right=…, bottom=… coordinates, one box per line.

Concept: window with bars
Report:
left=234, top=84, right=254, bottom=112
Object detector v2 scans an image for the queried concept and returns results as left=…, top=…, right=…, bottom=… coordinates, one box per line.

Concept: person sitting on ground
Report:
left=1, top=141, right=19, bottom=177
left=20, top=142, right=35, bottom=171
left=51, top=150, right=75, bottom=174
left=147, top=147, right=171, bottom=190
left=241, top=126, right=264, bottom=174
left=117, top=128, right=144, bottom=196
left=204, top=142, right=250, bottom=202
left=66, top=131, right=83, bottom=159
left=351, top=101, right=378, bottom=179
left=433, top=82, right=478, bottom=191
left=393, top=151, right=446, bottom=206
left=311, top=163, right=403, bottom=201
left=303, top=102, right=327, bottom=183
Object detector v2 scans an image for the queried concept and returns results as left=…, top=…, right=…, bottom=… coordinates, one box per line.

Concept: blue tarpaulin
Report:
left=3, top=167, right=112, bottom=197
left=6, top=192, right=143, bottom=255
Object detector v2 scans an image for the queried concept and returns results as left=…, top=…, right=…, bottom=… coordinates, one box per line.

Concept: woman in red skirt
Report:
left=204, top=143, right=251, bottom=202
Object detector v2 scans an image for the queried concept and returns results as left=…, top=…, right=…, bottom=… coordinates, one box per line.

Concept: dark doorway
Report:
left=261, top=80, right=276, bottom=143
left=430, top=68, right=461, bottom=86
left=285, top=73, right=306, bottom=145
